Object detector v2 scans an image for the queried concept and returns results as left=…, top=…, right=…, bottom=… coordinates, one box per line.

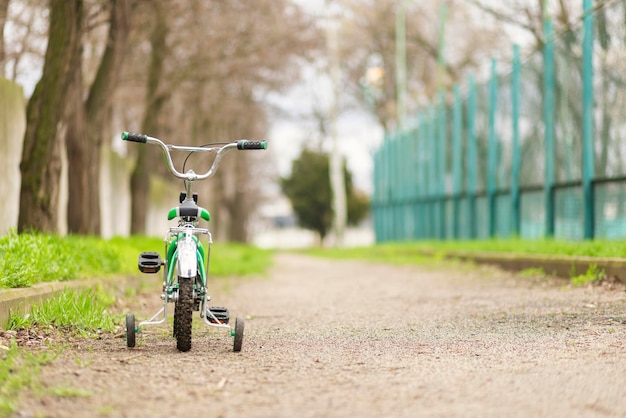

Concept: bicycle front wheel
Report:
left=174, top=277, right=193, bottom=352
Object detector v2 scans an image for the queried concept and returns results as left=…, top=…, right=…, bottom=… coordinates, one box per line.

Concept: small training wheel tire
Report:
left=233, top=317, right=244, bottom=352
left=126, top=313, right=136, bottom=348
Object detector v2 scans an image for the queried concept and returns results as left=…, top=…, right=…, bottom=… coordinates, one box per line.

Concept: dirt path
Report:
left=13, top=254, right=626, bottom=418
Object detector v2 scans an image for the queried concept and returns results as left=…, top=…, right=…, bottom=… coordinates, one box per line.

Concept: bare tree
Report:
left=181, top=1, right=317, bottom=242
left=338, top=0, right=506, bottom=130
left=66, top=0, right=132, bottom=235
left=129, top=0, right=168, bottom=235
left=123, top=0, right=319, bottom=239
left=466, top=0, right=585, bottom=49
left=18, top=0, right=83, bottom=233
left=2, top=0, right=48, bottom=82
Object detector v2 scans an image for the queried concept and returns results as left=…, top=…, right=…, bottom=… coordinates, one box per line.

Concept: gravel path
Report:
left=13, top=254, right=626, bottom=418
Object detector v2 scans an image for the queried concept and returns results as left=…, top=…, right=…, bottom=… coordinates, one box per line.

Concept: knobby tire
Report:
left=174, top=277, right=193, bottom=352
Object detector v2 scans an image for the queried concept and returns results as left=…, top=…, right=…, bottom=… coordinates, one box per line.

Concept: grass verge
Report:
left=0, top=339, right=59, bottom=416
left=1, top=286, right=121, bottom=415
left=0, top=232, right=273, bottom=289
left=7, top=287, right=118, bottom=336
left=208, top=242, right=274, bottom=277
left=305, top=239, right=626, bottom=264
left=570, top=264, right=605, bottom=287
left=0, top=235, right=274, bottom=414
left=367, top=239, right=626, bottom=258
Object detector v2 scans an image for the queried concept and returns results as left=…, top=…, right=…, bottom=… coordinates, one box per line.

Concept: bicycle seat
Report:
left=167, top=200, right=210, bottom=221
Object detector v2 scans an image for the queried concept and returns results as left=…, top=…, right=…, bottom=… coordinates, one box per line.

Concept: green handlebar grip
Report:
left=122, top=131, right=147, bottom=143
left=236, top=140, right=267, bottom=150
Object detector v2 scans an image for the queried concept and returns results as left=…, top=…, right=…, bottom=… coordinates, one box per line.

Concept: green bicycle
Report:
left=121, top=131, right=266, bottom=352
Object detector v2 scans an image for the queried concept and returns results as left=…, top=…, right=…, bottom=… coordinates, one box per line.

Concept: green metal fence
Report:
left=372, top=0, right=626, bottom=242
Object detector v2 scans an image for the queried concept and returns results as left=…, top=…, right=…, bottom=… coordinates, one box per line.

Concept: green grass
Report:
left=0, top=235, right=273, bottom=415
left=387, top=239, right=626, bottom=258
left=46, top=386, right=92, bottom=398
left=0, top=339, right=58, bottom=416
left=7, top=288, right=118, bottom=336
left=0, top=232, right=273, bottom=289
left=1, top=286, right=123, bottom=414
left=304, top=245, right=445, bottom=266
left=518, top=267, right=546, bottom=277
left=0, top=333, right=87, bottom=416
left=307, top=239, right=626, bottom=261
left=0, top=232, right=142, bottom=289
left=208, top=243, right=273, bottom=277
left=570, top=264, right=605, bottom=287
left=303, top=238, right=626, bottom=268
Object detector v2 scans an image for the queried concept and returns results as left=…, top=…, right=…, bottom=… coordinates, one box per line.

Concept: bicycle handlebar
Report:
left=123, top=132, right=148, bottom=143
left=121, top=131, right=266, bottom=181
left=236, top=140, right=267, bottom=150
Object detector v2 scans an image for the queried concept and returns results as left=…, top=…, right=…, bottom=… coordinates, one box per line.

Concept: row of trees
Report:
left=3, top=0, right=572, bottom=241
left=2, top=0, right=317, bottom=240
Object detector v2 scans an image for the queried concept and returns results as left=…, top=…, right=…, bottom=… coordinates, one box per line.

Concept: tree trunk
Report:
left=326, top=15, right=347, bottom=247
left=228, top=155, right=249, bottom=243
left=67, top=0, right=131, bottom=235
left=66, top=52, right=89, bottom=234
left=18, top=0, right=83, bottom=234
left=0, top=0, right=9, bottom=68
left=130, top=2, right=167, bottom=235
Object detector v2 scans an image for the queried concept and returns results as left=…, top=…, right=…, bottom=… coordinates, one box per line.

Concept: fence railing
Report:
left=372, top=0, right=626, bottom=242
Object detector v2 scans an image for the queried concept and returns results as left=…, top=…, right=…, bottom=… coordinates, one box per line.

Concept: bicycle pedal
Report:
left=138, top=252, right=163, bottom=274
left=207, top=306, right=229, bottom=324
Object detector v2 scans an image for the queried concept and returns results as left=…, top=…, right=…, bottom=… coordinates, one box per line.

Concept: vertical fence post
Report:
left=410, top=129, right=418, bottom=240
left=390, top=136, right=395, bottom=241
left=373, top=149, right=379, bottom=242
left=378, top=139, right=385, bottom=242
left=438, top=91, right=447, bottom=239
left=416, top=122, right=423, bottom=240
left=409, top=130, right=416, bottom=240
left=417, top=112, right=425, bottom=239
left=421, top=112, right=429, bottom=239
left=452, top=84, right=462, bottom=239
left=402, top=131, right=412, bottom=240
left=488, top=59, right=498, bottom=238
left=394, top=133, right=401, bottom=241
left=380, top=147, right=386, bottom=242
left=397, top=133, right=404, bottom=241
left=397, top=132, right=404, bottom=240
left=467, top=75, right=477, bottom=239
left=544, top=15, right=556, bottom=238
left=511, top=44, right=521, bottom=237
left=428, top=107, right=437, bottom=238
left=376, top=141, right=383, bottom=242
left=386, top=136, right=392, bottom=242
left=403, top=131, right=409, bottom=240
left=582, top=0, right=595, bottom=239
left=392, top=133, right=400, bottom=241
left=383, top=135, right=391, bottom=242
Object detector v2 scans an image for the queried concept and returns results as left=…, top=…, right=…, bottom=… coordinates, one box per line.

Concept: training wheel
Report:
left=126, top=313, right=136, bottom=348
left=233, top=317, right=244, bottom=352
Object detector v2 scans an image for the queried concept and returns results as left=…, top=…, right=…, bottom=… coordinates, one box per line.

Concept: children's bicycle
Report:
left=121, top=131, right=266, bottom=352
